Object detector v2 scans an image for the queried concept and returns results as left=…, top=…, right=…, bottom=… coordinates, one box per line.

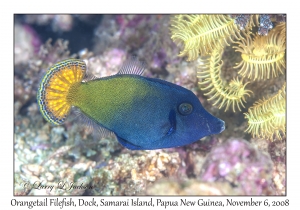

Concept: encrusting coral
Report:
left=199, top=138, right=274, bottom=195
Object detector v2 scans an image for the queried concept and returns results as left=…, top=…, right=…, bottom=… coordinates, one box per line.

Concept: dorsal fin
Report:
left=117, top=57, right=146, bottom=75
left=82, top=71, right=98, bottom=82
left=82, top=61, right=99, bottom=82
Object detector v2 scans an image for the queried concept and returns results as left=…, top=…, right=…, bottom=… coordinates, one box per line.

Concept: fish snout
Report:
left=217, top=119, right=225, bottom=133
left=208, top=118, right=225, bottom=134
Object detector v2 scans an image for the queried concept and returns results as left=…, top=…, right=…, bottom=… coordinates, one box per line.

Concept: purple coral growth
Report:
left=23, top=24, right=42, bottom=54
left=274, top=14, right=286, bottom=22
left=231, top=14, right=251, bottom=30
left=152, top=49, right=167, bottom=69
left=258, top=14, right=273, bottom=36
left=199, top=139, right=273, bottom=195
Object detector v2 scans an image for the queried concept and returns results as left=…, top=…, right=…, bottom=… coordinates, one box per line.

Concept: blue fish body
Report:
left=37, top=58, right=225, bottom=150
left=106, top=75, right=225, bottom=150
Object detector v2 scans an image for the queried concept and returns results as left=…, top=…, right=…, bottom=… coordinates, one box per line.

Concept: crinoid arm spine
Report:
left=170, top=15, right=253, bottom=60
left=244, top=82, right=286, bottom=141
left=197, top=49, right=252, bottom=112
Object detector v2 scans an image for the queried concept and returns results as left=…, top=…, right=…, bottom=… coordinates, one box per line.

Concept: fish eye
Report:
left=178, top=103, right=193, bottom=115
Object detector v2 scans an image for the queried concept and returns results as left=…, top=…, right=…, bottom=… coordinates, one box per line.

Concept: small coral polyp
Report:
left=234, top=28, right=286, bottom=80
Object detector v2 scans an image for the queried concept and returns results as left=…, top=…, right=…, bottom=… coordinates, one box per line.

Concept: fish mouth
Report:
left=219, top=119, right=225, bottom=133
left=207, top=118, right=225, bottom=134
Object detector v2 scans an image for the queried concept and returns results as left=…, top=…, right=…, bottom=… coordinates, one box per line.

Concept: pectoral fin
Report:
left=166, top=109, right=176, bottom=136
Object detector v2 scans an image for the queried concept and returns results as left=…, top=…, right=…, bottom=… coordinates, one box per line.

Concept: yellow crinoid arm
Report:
left=197, top=49, right=252, bottom=112
left=244, top=82, right=286, bottom=141
left=234, top=24, right=286, bottom=81
left=170, top=15, right=251, bottom=61
left=37, top=59, right=86, bottom=125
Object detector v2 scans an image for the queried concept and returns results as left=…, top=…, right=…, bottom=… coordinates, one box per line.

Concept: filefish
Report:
left=37, top=58, right=225, bottom=150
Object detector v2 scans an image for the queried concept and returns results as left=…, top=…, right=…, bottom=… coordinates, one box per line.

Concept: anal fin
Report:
left=116, top=135, right=143, bottom=150
left=72, top=107, right=112, bottom=140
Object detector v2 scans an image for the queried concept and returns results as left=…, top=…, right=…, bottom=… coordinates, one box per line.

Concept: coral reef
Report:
left=24, top=15, right=74, bottom=32
left=89, top=151, right=181, bottom=195
left=14, top=14, right=286, bottom=196
left=14, top=24, right=41, bottom=65
left=93, top=15, right=180, bottom=73
left=199, top=139, right=273, bottom=195
left=146, top=179, right=239, bottom=195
